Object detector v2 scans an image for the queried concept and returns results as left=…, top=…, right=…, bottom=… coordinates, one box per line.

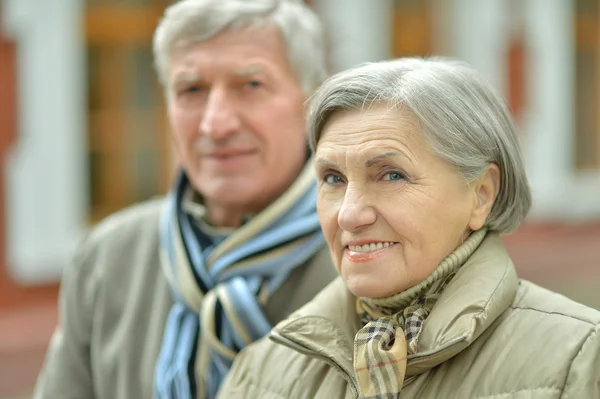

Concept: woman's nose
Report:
left=337, top=186, right=377, bottom=232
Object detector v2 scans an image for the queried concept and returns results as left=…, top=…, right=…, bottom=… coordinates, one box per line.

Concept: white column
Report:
left=2, top=0, right=88, bottom=284
left=448, top=0, right=510, bottom=97
left=521, top=0, right=576, bottom=218
left=312, top=0, right=394, bottom=73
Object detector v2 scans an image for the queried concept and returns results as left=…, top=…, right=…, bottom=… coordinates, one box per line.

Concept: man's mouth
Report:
left=204, top=149, right=257, bottom=159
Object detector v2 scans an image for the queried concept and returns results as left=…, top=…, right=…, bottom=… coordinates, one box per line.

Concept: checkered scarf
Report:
left=353, top=229, right=487, bottom=398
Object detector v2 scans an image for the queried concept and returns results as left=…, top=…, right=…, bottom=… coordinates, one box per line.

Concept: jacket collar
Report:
left=270, top=233, right=519, bottom=379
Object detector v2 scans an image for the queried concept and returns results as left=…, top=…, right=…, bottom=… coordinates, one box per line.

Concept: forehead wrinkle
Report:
left=319, top=128, right=419, bottom=166
left=317, top=104, right=431, bottom=168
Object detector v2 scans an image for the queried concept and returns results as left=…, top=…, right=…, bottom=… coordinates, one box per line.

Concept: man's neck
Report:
left=201, top=152, right=309, bottom=227
left=203, top=203, right=248, bottom=228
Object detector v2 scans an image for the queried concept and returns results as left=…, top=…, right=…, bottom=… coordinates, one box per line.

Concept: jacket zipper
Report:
left=270, top=331, right=360, bottom=398
left=398, top=336, right=468, bottom=389
left=407, top=335, right=468, bottom=363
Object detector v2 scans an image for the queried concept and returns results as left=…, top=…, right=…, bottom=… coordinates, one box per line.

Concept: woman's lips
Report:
left=344, top=242, right=398, bottom=262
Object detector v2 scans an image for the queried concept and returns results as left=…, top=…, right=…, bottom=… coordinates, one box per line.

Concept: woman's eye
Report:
left=382, top=172, right=405, bottom=181
left=324, top=174, right=343, bottom=184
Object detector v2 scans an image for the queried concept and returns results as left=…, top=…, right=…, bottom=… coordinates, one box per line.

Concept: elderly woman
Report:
left=217, top=58, right=600, bottom=398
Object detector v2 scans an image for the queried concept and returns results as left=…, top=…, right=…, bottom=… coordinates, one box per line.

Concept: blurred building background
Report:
left=1, top=0, right=599, bottom=397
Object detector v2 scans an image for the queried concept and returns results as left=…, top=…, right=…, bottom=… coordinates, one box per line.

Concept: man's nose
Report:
left=337, top=184, right=377, bottom=232
left=199, top=89, right=241, bottom=140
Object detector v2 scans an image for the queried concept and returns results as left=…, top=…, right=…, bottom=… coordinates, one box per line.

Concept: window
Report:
left=574, top=0, right=600, bottom=169
left=85, top=0, right=172, bottom=222
left=393, top=0, right=432, bottom=57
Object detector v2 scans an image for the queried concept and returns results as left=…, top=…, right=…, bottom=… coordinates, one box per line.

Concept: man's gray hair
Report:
left=307, top=57, right=532, bottom=234
left=153, top=0, right=328, bottom=96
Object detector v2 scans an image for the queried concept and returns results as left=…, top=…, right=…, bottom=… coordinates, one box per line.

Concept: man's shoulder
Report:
left=69, top=198, right=165, bottom=281
left=301, top=245, right=337, bottom=282
left=86, top=197, right=164, bottom=247
left=265, top=245, right=338, bottom=322
left=52, top=197, right=173, bottom=398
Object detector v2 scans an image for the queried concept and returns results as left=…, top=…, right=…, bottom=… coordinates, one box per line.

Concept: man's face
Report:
left=167, top=26, right=307, bottom=226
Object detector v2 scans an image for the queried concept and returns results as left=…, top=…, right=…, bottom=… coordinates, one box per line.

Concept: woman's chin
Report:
left=344, top=275, right=398, bottom=299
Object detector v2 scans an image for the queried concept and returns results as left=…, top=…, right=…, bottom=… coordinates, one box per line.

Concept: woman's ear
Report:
left=468, top=163, right=501, bottom=231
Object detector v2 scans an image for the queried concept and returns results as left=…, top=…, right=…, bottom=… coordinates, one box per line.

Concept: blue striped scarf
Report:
left=154, top=161, right=325, bottom=399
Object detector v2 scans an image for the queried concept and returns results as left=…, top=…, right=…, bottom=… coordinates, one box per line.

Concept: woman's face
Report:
left=315, top=105, right=487, bottom=298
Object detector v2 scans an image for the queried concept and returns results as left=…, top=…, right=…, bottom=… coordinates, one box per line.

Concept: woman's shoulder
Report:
left=511, top=279, right=600, bottom=327
left=416, top=280, right=600, bottom=398
left=495, top=280, right=600, bottom=365
left=218, top=333, right=350, bottom=399
left=464, top=280, right=600, bottom=397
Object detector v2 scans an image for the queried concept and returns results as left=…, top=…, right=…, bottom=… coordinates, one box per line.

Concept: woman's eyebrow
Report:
left=365, top=151, right=408, bottom=167
left=315, top=158, right=337, bottom=169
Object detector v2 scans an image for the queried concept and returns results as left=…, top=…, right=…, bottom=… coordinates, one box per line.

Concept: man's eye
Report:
left=183, top=86, right=201, bottom=93
left=324, top=174, right=343, bottom=184
left=246, top=80, right=262, bottom=88
left=382, top=172, right=405, bottom=181
left=177, top=86, right=203, bottom=97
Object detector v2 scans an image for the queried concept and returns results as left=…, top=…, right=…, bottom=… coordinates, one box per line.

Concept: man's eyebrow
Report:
left=171, top=65, right=267, bottom=84
left=365, top=151, right=408, bottom=167
left=173, top=72, right=200, bottom=85
left=233, top=65, right=266, bottom=77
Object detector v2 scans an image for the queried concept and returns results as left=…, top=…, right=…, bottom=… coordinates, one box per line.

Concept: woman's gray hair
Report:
left=153, top=0, right=328, bottom=96
left=307, top=57, right=532, bottom=234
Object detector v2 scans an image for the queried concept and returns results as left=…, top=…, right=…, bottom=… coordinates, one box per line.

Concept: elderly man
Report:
left=33, top=1, right=335, bottom=398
